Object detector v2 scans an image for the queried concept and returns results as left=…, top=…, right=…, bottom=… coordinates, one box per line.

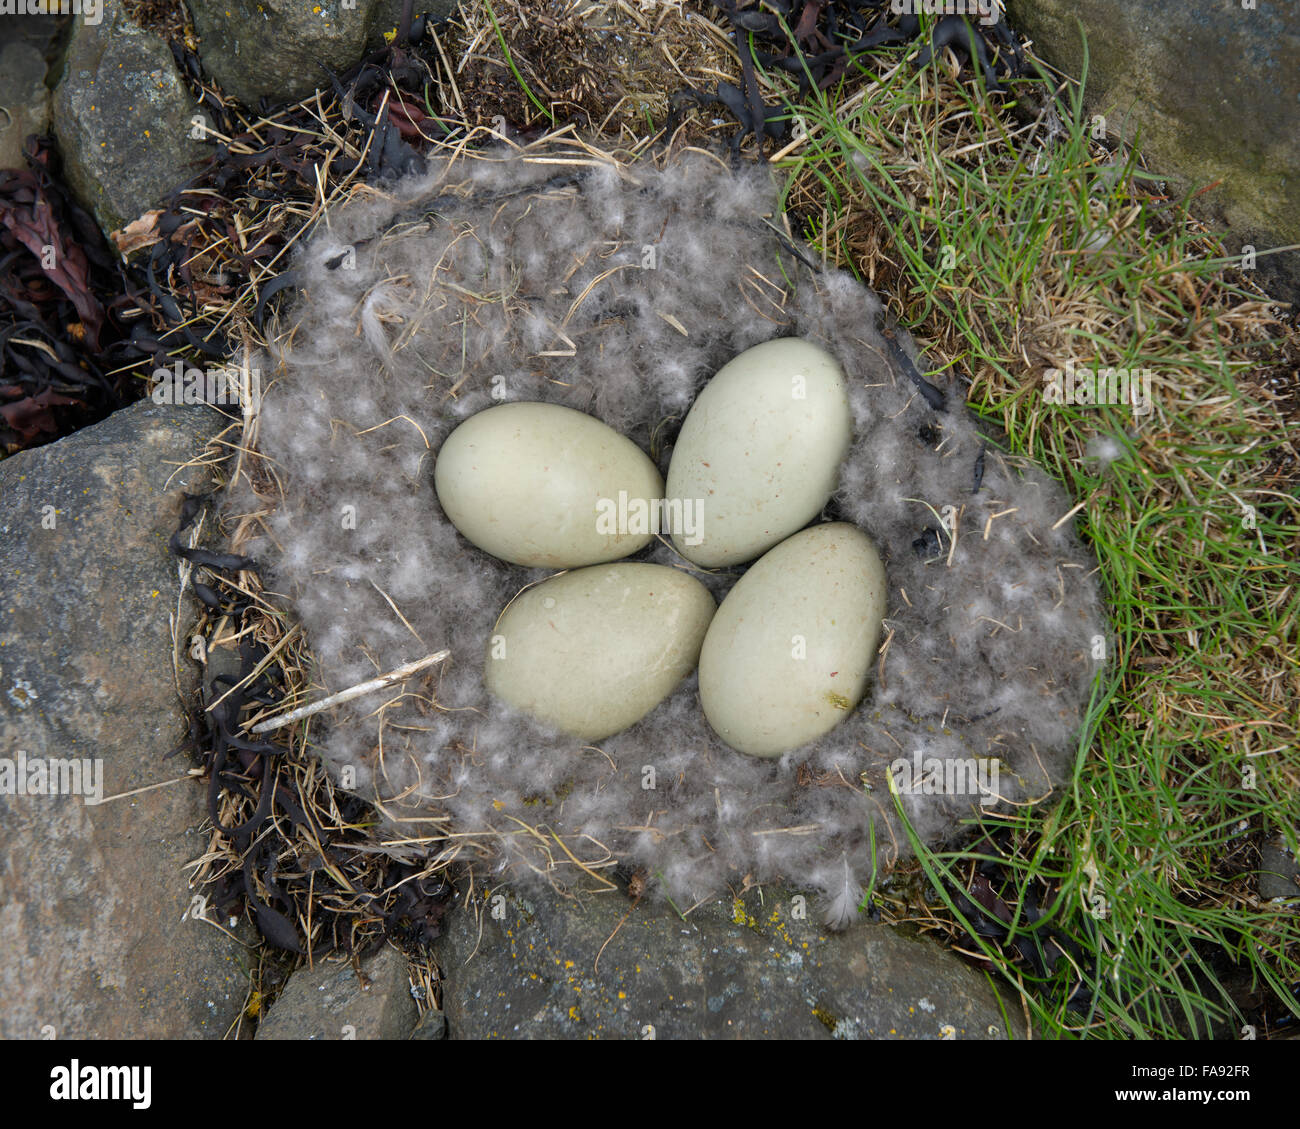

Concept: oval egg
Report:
left=435, top=401, right=664, bottom=568
left=698, top=522, right=887, bottom=757
left=666, top=337, right=852, bottom=568
left=485, top=563, right=715, bottom=742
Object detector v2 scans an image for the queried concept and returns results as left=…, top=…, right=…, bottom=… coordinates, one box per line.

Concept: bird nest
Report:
left=223, top=133, right=1108, bottom=918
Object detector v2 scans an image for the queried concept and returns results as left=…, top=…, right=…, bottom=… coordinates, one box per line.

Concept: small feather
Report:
left=823, top=855, right=863, bottom=932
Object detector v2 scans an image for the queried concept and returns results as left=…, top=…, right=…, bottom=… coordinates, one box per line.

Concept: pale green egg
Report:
left=485, top=563, right=716, bottom=741
left=698, top=523, right=887, bottom=757
left=435, top=401, right=664, bottom=568
left=666, top=337, right=852, bottom=568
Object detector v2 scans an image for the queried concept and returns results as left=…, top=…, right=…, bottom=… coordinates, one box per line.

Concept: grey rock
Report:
left=51, top=0, right=209, bottom=239
left=1259, top=831, right=1299, bottom=901
left=0, top=41, right=52, bottom=171
left=189, top=0, right=456, bottom=110
left=188, top=0, right=373, bottom=110
left=366, top=1, right=459, bottom=50
left=0, top=398, right=247, bottom=1039
left=187, top=0, right=459, bottom=109
left=1005, top=0, right=1300, bottom=304
left=409, top=1007, right=447, bottom=1039
left=256, top=944, right=419, bottom=1039
left=0, top=10, right=64, bottom=59
left=436, top=887, right=1017, bottom=1039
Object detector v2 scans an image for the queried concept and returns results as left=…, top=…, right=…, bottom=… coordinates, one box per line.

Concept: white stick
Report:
left=249, top=650, right=451, bottom=734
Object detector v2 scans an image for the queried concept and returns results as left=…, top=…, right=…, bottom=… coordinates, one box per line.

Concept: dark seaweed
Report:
left=880, top=323, right=946, bottom=411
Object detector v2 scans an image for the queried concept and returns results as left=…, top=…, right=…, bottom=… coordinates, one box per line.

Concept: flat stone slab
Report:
left=0, top=399, right=247, bottom=1039
left=436, top=886, right=1017, bottom=1039
left=256, top=944, right=418, bottom=1040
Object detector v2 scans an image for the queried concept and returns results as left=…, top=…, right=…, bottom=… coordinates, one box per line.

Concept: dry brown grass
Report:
left=450, top=0, right=761, bottom=150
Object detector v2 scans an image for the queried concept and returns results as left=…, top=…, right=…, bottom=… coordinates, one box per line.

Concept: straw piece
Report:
left=250, top=650, right=451, bottom=734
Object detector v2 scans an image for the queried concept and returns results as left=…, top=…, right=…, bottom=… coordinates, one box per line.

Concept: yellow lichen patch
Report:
left=767, top=909, right=794, bottom=947
left=811, top=1005, right=837, bottom=1032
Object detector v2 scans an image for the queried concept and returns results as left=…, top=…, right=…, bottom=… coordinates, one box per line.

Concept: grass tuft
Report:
left=772, top=30, right=1299, bottom=1038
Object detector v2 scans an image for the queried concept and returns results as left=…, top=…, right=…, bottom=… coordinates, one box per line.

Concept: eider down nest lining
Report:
left=228, top=139, right=1108, bottom=918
